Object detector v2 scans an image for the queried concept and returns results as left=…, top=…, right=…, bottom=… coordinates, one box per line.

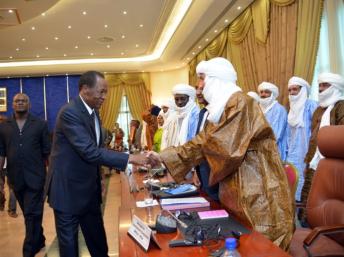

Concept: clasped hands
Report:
left=128, top=151, right=162, bottom=168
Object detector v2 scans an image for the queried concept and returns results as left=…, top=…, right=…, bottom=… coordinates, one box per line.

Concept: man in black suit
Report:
left=0, top=93, right=51, bottom=257
left=47, top=71, right=148, bottom=257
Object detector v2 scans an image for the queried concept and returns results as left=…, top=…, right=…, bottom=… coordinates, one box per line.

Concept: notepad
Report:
left=197, top=209, right=229, bottom=220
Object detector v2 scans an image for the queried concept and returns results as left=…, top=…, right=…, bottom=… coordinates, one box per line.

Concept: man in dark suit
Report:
left=0, top=93, right=51, bottom=257
left=47, top=71, right=148, bottom=257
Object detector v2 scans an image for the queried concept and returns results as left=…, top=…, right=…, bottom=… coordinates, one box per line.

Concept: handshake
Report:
left=128, top=151, right=163, bottom=168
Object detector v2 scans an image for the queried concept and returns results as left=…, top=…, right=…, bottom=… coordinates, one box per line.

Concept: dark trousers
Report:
left=54, top=205, right=108, bottom=257
left=299, top=167, right=315, bottom=221
left=15, top=186, right=45, bottom=257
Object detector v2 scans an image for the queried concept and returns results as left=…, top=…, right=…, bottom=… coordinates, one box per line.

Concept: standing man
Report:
left=161, top=84, right=199, bottom=149
left=285, top=76, right=318, bottom=201
left=299, top=72, right=344, bottom=224
left=258, top=82, right=288, bottom=161
left=193, top=82, right=219, bottom=201
left=0, top=93, right=51, bottom=257
left=148, top=58, right=294, bottom=250
left=46, top=71, right=149, bottom=257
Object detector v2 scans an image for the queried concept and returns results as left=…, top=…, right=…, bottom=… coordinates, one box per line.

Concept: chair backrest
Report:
left=307, top=125, right=344, bottom=245
left=284, top=163, right=299, bottom=197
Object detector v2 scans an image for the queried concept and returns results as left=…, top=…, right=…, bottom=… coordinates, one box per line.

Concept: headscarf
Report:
left=172, top=84, right=196, bottom=100
left=247, top=91, right=260, bottom=102
left=287, top=76, right=310, bottom=127
left=196, top=57, right=242, bottom=123
left=258, top=82, right=279, bottom=113
left=160, top=98, right=175, bottom=122
left=310, top=72, right=344, bottom=170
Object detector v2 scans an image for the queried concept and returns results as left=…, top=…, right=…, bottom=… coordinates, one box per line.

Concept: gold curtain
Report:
left=228, top=2, right=298, bottom=105
left=99, top=83, right=123, bottom=130
left=99, top=73, right=151, bottom=130
left=270, top=0, right=295, bottom=6
left=294, top=0, right=323, bottom=83
left=227, top=8, right=252, bottom=44
left=252, top=0, right=270, bottom=44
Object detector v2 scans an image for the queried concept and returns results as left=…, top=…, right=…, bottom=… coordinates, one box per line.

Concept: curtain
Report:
left=294, top=0, right=323, bottom=84
left=100, top=73, right=151, bottom=130
left=22, top=77, right=45, bottom=119
left=189, top=0, right=299, bottom=106
left=228, top=2, right=298, bottom=105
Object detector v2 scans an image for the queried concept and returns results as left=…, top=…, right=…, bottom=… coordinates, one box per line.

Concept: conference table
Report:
left=118, top=170, right=292, bottom=257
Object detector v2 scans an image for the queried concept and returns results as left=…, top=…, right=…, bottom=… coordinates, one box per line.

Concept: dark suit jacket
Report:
left=47, top=96, right=129, bottom=214
left=0, top=114, right=50, bottom=191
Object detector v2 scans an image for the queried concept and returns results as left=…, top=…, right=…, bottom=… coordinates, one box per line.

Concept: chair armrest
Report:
left=304, top=224, right=344, bottom=246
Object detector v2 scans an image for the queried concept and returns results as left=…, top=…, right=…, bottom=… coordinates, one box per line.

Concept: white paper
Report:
left=160, top=197, right=208, bottom=205
left=136, top=200, right=159, bottom=208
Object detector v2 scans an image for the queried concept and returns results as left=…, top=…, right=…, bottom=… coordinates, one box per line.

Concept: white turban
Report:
left=288, top=76, right=310, bottom=92
left=317, top=72, right=344, bottom=108
left=318, top=72, right=344, bottom=90
left=258, top=82, right=279, bottom=113
left=247, top=91, right=260, bottom=102
left=287, top=76, right=310, bottom=127
left=196, top=57, right=237, bottom=83
left=258, top=82, right=279, bottom=98
left=172, top=84, right=196, bottom=100
left=195, top=57, right=241, bottom=123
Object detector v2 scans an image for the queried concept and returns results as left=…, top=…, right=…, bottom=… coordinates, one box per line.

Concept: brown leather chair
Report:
left=290, top=125, right=344, bottom=257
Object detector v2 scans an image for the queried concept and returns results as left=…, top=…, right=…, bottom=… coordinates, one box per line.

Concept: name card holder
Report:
left=128, top=215, right=161, bottom=251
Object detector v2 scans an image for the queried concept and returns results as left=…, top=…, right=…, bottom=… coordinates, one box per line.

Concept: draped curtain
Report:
left=100, top=73, right=151, bottom=130
left=189, top=0, right=323, bottom=106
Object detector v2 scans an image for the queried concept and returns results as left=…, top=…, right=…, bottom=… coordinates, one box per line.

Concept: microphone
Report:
left=162, top=209, right=188, bottom=229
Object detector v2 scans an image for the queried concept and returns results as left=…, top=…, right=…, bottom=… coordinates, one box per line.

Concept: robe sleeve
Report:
left=160, top=94, right=269, bottom=185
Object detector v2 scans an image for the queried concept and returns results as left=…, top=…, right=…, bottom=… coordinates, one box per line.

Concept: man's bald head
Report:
left=13, top=93, right=30, bottom=114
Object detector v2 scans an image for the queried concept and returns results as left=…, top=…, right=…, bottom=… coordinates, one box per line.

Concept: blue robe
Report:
left=286, top=99, right=318, bottom=201
left=186, top=105, right=200, bottom=141
left=264, top=102, right=288, bottom=161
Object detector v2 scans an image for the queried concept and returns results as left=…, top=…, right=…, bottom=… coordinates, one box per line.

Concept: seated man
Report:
left=149, top=57, right=294, bottom=250
left=258, top=82, right=288, bottom=161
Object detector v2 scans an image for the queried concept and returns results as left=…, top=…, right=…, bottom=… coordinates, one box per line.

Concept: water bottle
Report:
left=221, top=237, right=241, bottom=257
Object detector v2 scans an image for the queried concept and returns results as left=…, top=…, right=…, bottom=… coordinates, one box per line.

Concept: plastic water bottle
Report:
left=221, top=237, right=241, bottom=257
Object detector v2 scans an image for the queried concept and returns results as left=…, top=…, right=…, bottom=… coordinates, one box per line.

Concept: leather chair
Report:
left=290, top=125, right=344, bottom=257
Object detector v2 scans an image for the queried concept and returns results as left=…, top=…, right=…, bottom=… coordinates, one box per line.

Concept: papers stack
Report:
left=160, top=197, right=210, bottom=211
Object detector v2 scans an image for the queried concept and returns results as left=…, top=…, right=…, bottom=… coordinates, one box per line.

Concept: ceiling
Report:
left=0, top=0, right=254, bottom=77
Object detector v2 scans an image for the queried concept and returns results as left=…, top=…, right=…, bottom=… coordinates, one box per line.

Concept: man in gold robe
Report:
left=149, top=57, right=294, bottom=250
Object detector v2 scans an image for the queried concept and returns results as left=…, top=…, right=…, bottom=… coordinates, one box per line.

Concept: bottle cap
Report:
left=225, top=237, right=237, bottom=250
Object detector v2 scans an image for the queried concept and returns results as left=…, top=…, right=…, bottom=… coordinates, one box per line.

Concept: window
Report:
left=311, top=0, right=344, bottom=100
left=116, top=95, right=132, bottom=148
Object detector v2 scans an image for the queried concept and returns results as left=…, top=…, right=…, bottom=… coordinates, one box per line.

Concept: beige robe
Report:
left=160, top=92, right=294, bottom=250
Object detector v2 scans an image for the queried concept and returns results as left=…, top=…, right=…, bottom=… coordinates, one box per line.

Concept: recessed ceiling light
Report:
left=121, top=52, right=124, bottom=55
left=104, top=24, right=108, bottom=28
left=82, top=11, right=87, bottom=15
left=31, top=26, right=36, bottom=30
left=90, top=53, right=94, bottom=56
left=21, top=38, right=26, bottom=42
left=121, top=35, right=125, bottom=39
left=54, top=36, right=59, bottom=40
left=36, top=55, right=40, bottom=58
left=192, top=52, right=195, bottom=55
left=225, top=19, right=229, bottom=23
left=198, top=45, right=202, bottom=49
left=63, top=54, right=67, bottom=57
left=186, top=57, right=190, bottom=60
left=87, top=35, right=91, bottom=39
left=237, top=6, right=242, bottom=10
left=135, top=44, right=139, bottom=47
left=45, top=47, right=49, bottom=50
left=74, top=46, right=78, bottom=49
left=46, top=74, right=49, bottom=77
left=214, top=29, right=218, bottom=33
left=175, top=66, right=180, bottom=69
left=205, top=38, right=209, bottom=42
left=123, top=11, right=127, bottom=15
left=16, top=48, right=20, bottom=51
left=9, top=56, right=13, bottom=59
left=8, top=10, right=13, bottom=13
left=41, top=12, right=46, bottom=16
left=182, top=62, right=185, bottom=65
left=68, top=25, right=72, bottom=29
left=141, top=70, right=145, bottom=73
left=106, top=45, right=110, bottom=48
left=139, top=24, right=143, bottom=28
